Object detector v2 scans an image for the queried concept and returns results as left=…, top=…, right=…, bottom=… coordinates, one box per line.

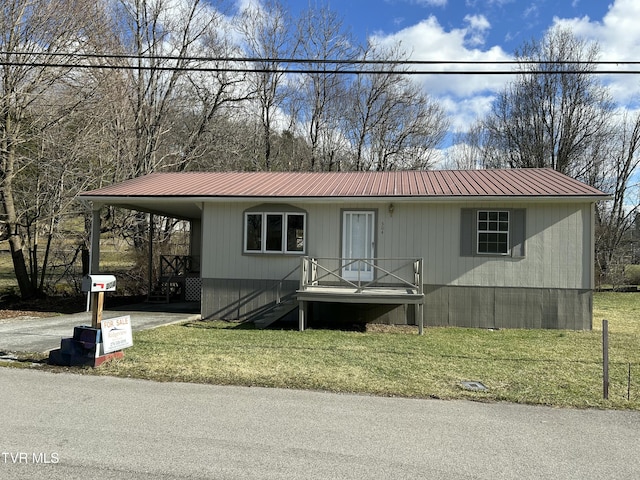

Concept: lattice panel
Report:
left=185, top=278, right=202, bottom=301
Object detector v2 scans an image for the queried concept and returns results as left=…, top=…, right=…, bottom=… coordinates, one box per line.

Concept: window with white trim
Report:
left=244, top=212, right=306, bottom=254
left=477, top=210, right=509, bottom=254
left=460, top=208, right=525, bottom=258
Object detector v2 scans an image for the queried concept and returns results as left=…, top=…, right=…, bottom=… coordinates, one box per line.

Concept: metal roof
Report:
left=81, top=169, right=608, bottom=200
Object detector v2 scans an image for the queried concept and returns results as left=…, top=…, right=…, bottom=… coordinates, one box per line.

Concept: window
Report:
left=460, top=208, right=526, bottom=258
left=244, top=212, right=306, bottom=254
left=245, top=213, right=262, bottom=251
left=477, top=210, right=509, bottom=254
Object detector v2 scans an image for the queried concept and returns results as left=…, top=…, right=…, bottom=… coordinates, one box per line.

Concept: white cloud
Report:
left=464, top=14, right=490, bottom=31
left=417, top=0, right=448, bottom=6
left=369, top=15, right=514, bottom=137
left=522, top=3, right=539, bottom=20
left=485, top=0, right=515, bottom=6
left=370, top=0, right=640, bottom=140
left=441, top=95, right=496, bottom=133
left=463, top=14, right=490, bottom=46
left=389, top=0, right=448, bottom=6
left=235, top=0, right=261, bottom=12
left=371, top=15, right=512, bottom=98
left=551, top=0, right=640, bottom=106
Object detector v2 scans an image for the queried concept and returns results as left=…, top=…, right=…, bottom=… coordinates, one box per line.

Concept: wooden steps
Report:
left=253, top=299, right=298, bottom=329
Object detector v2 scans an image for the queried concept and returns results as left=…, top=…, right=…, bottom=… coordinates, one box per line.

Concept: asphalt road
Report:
left=0, top=303, right=200, bottom=353
left=2, top=368, right=640, bottom=480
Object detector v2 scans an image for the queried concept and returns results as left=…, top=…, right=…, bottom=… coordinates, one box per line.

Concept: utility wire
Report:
left=0, top=62, right=635, bottom=75
left=4, top=50, right=640, bottom=65
left=1, top=51, right=639, bottom=74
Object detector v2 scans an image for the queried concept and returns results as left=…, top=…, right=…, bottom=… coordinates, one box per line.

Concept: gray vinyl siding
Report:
left=201, top=202, right=301, bottom=281
left=201, top=278, right=298, bottom=321
left=381, top=201, right=590, bottom=290
left=201, top=278, right=592, bottom=329
left=202, top=200, right=593, bottom=290
left=199, top=199, right=594, bottom=328
left=423, top=285, right=592, bottom=330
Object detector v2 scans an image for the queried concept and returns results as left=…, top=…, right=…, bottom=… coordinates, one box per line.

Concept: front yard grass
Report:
left=82, top=291, right=640, bottom=410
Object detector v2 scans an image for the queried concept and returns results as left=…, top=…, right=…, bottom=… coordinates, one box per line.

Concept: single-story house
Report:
left=79, top=168, right=609, bottom=331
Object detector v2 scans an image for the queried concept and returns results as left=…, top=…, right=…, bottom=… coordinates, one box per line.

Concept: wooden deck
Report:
left=297, top=257, right=425, bottom=334
left=296, top=285, right=423, bottom=304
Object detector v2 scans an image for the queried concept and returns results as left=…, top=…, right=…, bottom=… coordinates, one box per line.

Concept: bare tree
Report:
left=471, top=25, right=639, bottom=285
left=369, top=81, right=449, bottom=171
left=593, top=112, right=640, bottom=284
left=112, top=0, right=223, bottom=177
left=480, top=26, right=614, bottom=182
left=294, top=4, right=355, bottom=171
left=167, top=18, right=254, bottom=171
left=95, top=0, right=238, bottom=259
left=0, top=0, right=110, bottom=298
left=343, top=41, right=449, bottom=171
left=443, top=126, right=488, bottom=170
left=237, top=0, right=297, bottom=171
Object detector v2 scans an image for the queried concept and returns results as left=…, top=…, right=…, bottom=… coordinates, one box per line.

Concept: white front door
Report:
left=342, top=211, right=375, bottom=281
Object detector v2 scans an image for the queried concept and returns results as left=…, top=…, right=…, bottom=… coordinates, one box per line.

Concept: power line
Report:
left=5, top=50, right=640, bottom=65
left=2, top=51, right=640, bottom=74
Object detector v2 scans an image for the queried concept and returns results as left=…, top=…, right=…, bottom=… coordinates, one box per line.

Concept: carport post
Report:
left=148, top=213, right=154, bottom=297
left=90, top=204, right=102, bottom=274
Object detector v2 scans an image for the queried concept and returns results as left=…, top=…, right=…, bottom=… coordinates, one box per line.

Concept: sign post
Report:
left=49, top=274, right=128, bottom=367
left=91, top=292, right=104, bottom=328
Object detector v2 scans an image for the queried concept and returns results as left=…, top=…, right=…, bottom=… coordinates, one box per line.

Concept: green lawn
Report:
left=80, top=291, right=640, bottom=410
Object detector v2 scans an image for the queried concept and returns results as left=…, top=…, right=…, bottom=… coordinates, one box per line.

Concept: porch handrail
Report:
left=300, top=257, right=423, bottom=293
left=272, top=264, right=301, bottom=304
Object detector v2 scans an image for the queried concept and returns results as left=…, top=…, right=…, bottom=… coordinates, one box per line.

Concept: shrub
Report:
left=625, top=264, right=640, bottom=285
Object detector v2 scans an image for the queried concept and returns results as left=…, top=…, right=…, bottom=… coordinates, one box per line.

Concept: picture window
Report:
left=244, top=212, right=306, bottom=254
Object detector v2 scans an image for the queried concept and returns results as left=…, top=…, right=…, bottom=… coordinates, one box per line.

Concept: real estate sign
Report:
left=100, top=315, right=133, bottom=354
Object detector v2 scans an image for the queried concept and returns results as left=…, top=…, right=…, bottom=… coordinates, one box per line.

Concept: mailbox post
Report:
left=48, top=274, right=127, bottom=367
left=82, top=274, right=116, bottom=328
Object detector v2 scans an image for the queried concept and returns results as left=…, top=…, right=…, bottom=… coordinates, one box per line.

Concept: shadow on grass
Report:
left=181, top=318, right=369, bottom=332
left=181, top=320, right=257, bottom=330
left=181, top=319, right=296, bottom=331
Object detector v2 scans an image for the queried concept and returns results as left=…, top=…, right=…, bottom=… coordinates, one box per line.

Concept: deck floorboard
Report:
left=296, top=285, right=424, bottom=304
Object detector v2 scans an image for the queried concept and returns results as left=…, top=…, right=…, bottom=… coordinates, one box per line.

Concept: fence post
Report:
left=603, top=319, right=609, bottom=400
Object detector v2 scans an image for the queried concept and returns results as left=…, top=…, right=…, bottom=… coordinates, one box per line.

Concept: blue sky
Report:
left=274, top=0, right=640, bottom=137
left=323, top=0, right=611, bottom=53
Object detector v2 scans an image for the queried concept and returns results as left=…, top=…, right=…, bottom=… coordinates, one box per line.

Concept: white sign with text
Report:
left=100, top=315, right=133, bottom=354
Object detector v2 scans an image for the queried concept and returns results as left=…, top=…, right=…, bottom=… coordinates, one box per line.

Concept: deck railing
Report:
left=299, top=257, right=423, bottom=293
left=149, top=255, right=198, bottom=303
left=160, top=255, right=194, bottom=279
